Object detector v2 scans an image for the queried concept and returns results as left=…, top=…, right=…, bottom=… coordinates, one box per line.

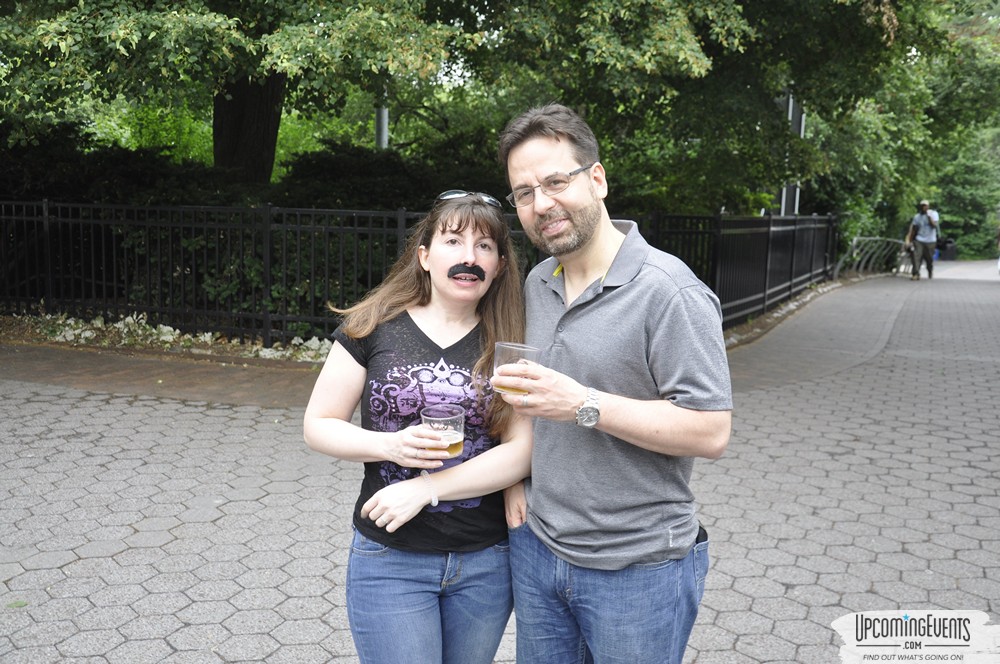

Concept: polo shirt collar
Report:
left=538, top=220, right=648, bottom=301
left=602, top=220, right=648, bottom=287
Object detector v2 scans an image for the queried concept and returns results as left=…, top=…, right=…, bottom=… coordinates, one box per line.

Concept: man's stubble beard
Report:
left=528, top=192, right=603, bottom=258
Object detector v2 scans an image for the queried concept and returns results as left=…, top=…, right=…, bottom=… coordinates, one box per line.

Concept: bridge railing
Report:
left=832, top=236, right=908, bottom=280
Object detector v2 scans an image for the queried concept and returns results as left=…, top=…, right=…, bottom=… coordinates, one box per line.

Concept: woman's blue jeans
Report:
left=346, top=529, right=513, bottom=664
left=509, top=524, right=709, bottom=664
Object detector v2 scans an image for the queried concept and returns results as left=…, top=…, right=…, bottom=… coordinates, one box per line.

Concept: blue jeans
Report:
left=346, top=529, right=513, bottom=664
left=509, top=524, right=709, bottom=664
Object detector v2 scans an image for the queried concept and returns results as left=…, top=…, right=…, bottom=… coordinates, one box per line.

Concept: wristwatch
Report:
left=575, top=388, right=600, bottom=428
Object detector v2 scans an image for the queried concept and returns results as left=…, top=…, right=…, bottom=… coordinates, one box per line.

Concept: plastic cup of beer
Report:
left=420, top=404, right=465, bottom=459
left=492, top=342, right=540, bottom=395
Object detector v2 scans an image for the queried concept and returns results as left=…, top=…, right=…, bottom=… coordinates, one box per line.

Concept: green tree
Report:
left=0, top=1, right=459, bottom=183
left=623, top=0, right=931, bottom=214
left=802, top=0, right=1000, bottom=243
left=936, top=127, right=1000, bottom=257
left=455, top=0, right=939, bottom=214
left=5, top=0, right=1000, bottom=231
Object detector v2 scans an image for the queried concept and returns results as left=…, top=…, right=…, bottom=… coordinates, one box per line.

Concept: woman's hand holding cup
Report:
left=384, top=424, right=449, bottom=469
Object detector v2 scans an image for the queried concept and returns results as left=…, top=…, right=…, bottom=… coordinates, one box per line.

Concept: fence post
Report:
left=261, top=205, right=272, bottom=348
left=396, top=208, right=407, bottom=255
left=807, top=214, right=818, bottom=281
left=828, top=214, right=839, bottom=277
left=789, top=215, right=798, bottom=300
left=762, top=214, right=774, bottom=316
left=43, top=198, right=53, bottom=309
left=711, top=214, right=722, bottom=294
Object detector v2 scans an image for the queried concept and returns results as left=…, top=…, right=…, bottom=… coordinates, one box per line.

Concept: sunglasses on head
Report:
left=436, top=190, right=503, bottom=210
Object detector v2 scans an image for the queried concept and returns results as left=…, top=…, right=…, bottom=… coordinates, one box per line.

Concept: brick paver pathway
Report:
left=2, top=261, right=998, bottom=663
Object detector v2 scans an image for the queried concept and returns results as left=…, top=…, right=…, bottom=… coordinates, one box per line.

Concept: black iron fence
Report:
left=1, top=200, right=838, bottom=346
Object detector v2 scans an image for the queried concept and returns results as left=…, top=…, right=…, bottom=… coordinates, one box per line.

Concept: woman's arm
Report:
left=302, top=342, right=449, bottom=468
left=361, top=414, right=533, bottom=533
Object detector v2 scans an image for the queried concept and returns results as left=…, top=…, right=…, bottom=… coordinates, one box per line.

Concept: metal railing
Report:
left=1, top=201, right=838, bottom=346
left=832, top=236, right=907, bottom=279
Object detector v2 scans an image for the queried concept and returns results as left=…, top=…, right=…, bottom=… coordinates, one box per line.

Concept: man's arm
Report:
left=492, top=364, right=731, bottom=459
left=589, top=390, right=730, bottom=458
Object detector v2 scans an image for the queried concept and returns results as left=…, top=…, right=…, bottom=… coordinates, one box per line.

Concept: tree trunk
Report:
left=212, top=72, right=287, bottom=184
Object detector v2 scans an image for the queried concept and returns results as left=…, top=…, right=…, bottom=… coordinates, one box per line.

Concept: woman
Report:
left=303, top=190, right=531, bottom=664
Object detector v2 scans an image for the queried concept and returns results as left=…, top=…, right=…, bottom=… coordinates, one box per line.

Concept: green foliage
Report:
left=2, top=0, right=1000, bottom=256
left=271, top=140, right=435, bottom=210
left=272, top=76, right=560, bottom=208
left=634, top=0, right=920, bottom=217
left=120, top=104, right=213, bottom=164
left=493, top=0, right=753, bottom=119
left=387, top=81, right=540, bottom=195
left=936, top=127, right=1000, bottom=258
left=953, top=222, right=1000, bottom=259
left=0, top=120, right=252, bottom=205
left=803, top=94, right=918, bottom=242
left=271, top=97, right=378, bottom=180
left=798, top=2, right=1000, bottom=250
left=0, top=1, right=465, bottom=181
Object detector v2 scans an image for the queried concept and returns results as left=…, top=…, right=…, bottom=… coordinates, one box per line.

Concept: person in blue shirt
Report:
left=905, top=199, right=939, bottom=280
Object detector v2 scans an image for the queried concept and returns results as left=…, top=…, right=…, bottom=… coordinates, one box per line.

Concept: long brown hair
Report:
left=332, top=195, right=524, bottom=437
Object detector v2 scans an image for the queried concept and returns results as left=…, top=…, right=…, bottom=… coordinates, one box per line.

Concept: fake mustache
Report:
left=447, top=264, right=487, bottom=280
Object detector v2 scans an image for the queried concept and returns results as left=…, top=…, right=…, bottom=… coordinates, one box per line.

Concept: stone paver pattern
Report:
left=1, top=260, right=998, bottom=663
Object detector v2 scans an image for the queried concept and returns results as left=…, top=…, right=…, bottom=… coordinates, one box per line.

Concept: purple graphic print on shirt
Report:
left=369, top=357, right=492, bottom=513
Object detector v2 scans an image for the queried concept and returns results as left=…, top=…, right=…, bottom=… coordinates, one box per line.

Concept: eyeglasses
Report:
left=436, top=190, right=503, bottom=210
left=506, top=163, right=596, bottom=207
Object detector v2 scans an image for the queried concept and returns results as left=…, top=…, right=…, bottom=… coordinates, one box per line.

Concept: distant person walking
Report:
left=906, top=199, right=939, bottom=280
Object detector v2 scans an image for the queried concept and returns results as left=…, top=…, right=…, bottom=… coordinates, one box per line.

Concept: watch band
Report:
left=575, top=387, right=600, bottom=427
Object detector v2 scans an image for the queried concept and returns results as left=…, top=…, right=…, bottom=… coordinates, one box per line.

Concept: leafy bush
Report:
left=0, top=121, right=252, bottom=205
left=953, top=222, right=1000, bottom=260
left=270, top=140, right=435, bottom=210
left=271, top=137, right=508, bottom=211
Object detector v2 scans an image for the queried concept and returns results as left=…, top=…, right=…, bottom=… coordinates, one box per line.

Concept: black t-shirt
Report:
left=333, top=312, right=506, bottom=553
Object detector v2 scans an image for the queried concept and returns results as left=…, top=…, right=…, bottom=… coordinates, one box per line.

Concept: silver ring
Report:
left=521, top=395, right=528, bottom=407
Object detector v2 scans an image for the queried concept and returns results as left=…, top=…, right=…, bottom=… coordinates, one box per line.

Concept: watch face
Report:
left=577, top=406, right=599, bottom=427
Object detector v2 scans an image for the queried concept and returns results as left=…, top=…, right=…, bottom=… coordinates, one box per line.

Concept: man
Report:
left=906, top=199, right=939, bottom=280
left=491, top=103, right=733, bottom=664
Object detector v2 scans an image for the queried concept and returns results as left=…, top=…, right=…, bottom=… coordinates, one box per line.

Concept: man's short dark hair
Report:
left=498, top=103, right=600, bottom=170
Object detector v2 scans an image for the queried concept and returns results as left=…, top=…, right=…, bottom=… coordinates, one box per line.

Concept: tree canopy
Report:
left=2, top=0, right=1000, bottom=248
left=1, top=1, right=457, bottom=181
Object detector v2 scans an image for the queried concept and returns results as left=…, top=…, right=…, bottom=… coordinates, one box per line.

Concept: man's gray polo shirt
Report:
left=523, top=220, right=732, bottom=570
